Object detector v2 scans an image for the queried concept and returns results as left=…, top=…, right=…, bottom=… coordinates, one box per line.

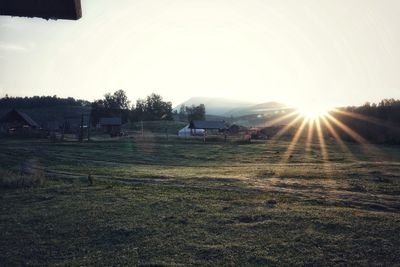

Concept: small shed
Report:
left=0, top=109, right=40, bottom=134
left=99, top=117, right=122, bottom=134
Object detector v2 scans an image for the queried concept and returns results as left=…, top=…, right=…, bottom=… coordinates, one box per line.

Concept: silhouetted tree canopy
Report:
left=0, top=95, right=89, bottom=109
left=90, top=90, right=130, bottom=125
left=176, top=104, right=206, bottom=122
left=103, top=89, right=131, bottom=110
left=133, top=93, right=173, bottom=121
left=90, top=91, right=173, bottom=125
left=185, top=104, right=206, bottom=122
left=345, top=98, right=400, bottom=123
left=178, top=105, right=187, bottom=121
left=331, top=99, right=400, bottom=144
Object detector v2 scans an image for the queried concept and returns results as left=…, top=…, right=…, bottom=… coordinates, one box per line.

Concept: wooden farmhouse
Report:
left=0, top=109, right=40, bottom=135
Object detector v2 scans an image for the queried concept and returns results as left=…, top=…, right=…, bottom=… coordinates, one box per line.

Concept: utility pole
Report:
left=87, top=114, right=91, bottom=141
left=61, top=119, right=65, bottom=141
left=79, top=114, right=83, bottom=142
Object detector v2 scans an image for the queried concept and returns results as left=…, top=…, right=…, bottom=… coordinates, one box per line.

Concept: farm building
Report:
left=98, top=117, right=122, bottom=134
left=0, top=109, right=40, bottom=135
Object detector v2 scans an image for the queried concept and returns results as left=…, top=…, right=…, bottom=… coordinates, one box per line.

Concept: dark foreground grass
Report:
left=1, top=137, right=400, bottom=266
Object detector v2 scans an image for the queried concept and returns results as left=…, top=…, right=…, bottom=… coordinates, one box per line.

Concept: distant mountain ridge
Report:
left=175, top=97, right=288, bottom=117
left=226, top=102, right=288, bottom=117
left=174, top=97, right=255, bottom=116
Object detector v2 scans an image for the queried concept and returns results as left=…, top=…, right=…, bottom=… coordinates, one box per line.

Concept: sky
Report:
left=1, top=0, right=400, bottom=107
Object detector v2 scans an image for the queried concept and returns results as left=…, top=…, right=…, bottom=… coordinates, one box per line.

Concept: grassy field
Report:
left=1, top=136, right=400, bottom=266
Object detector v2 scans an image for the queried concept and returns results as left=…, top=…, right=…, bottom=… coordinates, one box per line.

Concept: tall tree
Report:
left=103, top=89, right=130, bottom=109
left=186, top=104, right=206, bottom=122
left=133, top=93, right=173, bottom=121
left=178, top=105, right=187, bottom=121
left=90, top=90, right=131, bottom=125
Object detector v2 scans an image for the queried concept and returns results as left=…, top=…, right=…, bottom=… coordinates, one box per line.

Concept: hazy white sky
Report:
left=1, top=0, right=399, bottom=107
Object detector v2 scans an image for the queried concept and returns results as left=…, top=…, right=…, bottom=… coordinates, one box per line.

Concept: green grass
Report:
left=1, top=137, right=400, bottom=266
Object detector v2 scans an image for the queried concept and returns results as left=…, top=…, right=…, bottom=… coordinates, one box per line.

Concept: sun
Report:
left=296, top=103, right=331, bottom=120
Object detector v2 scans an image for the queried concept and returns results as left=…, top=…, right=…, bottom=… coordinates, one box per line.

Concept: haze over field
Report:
left=1, top=0, right=400, bottom=108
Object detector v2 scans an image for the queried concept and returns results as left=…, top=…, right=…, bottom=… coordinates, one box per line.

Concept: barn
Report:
left=98, top=117, right=122, bottom=135
left=0, top=109, right=40, bottom=135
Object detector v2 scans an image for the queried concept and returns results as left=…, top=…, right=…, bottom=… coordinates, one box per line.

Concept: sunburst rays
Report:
left=315, top=116, right=333, bottom=177
left=324, top=112, right=388, bottom=162
left=265, top=104, right=387, bottom=183
left=305, top=118, right=315, bottom=156
left=281, top=118, right=309, bottom=163
left=320, top=115, right=356, bottom=161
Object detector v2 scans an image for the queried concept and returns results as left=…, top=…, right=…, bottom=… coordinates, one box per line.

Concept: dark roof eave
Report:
left=0, top=0, right=82, bottom=20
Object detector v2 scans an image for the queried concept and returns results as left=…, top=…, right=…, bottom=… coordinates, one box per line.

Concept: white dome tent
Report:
left=178, top=125, right=204, bottom=137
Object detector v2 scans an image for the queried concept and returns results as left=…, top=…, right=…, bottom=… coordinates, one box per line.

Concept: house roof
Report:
left=0, top=0, right=82, bottom=20
left=189, top=120, right=226, bottom=129
left=99, top=117, right=122, bottom=126
left=0, top=109, right=40, bottom=128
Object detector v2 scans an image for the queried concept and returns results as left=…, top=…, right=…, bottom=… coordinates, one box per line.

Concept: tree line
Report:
left=1, top=91, right=206, bottom=126
left=0, top=95, right=90, bottom=109
left=345, top=99, right=400, bottom=123
left=331, top=99, right=400, bottom=144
